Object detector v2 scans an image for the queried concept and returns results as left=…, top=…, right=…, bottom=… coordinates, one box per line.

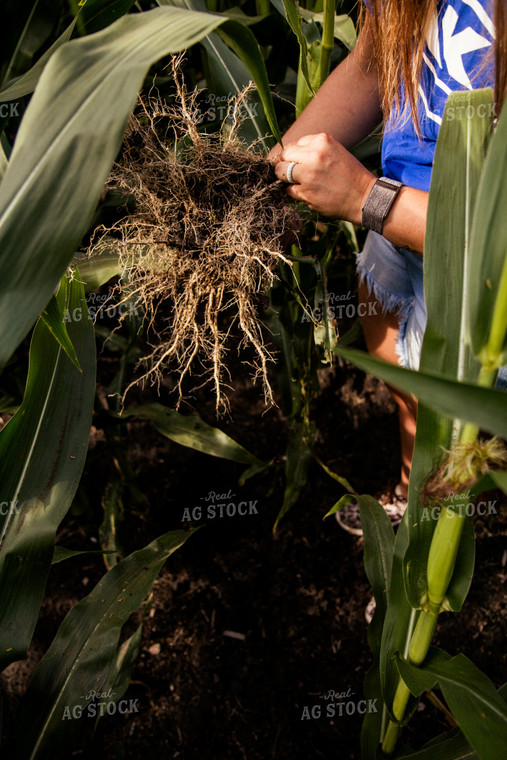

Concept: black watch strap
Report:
left=361, top=177, right=403, bottom=234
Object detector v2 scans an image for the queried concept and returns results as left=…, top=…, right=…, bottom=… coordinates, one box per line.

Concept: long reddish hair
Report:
left=360, top=0, right=505, bottom=126
left=494, top=0, right=506, bottom=112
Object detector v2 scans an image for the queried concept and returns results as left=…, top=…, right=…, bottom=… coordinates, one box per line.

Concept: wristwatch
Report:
left=361, top=177, right=404, bottom=234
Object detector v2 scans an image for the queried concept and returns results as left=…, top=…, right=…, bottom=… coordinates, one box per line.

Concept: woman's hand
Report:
left=273, top=133, right=376, bottom=225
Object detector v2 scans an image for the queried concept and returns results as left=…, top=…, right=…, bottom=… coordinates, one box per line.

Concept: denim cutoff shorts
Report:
left=356, top=231, right=507, bottom=389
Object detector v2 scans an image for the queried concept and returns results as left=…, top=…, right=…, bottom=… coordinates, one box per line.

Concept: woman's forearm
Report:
left=268, top=15, right=382, bottom=160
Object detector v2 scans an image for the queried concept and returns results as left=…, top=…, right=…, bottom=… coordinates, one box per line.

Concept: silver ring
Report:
left=286, top=161, right=298, bottom=184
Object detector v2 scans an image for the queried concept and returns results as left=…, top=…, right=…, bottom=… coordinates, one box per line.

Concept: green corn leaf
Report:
left=312, top=258, right=338, bottom=362
left=471, top=469, right=507, bottom=497
left=299, top=8, right=357, bottom=50
left=104, top=622, right=144, bottom=701
left=201, top=33, right=272, bottom=149
left=158, top=0, right=281, bottom=146
left=214, top=19, right=282, bottom=144
left=398, top=728, right=478, bottom=759
left=358, top=496, right=395, bottom=652
left=401, top=90, right=494, bottom=616
left=323, top=493, right=355, bottom=519
left=74, top=248, right=121, bottom=292
left=121, top=402, right=266, bottom=466
left=361, top=663, right=390, bottom=760
left=0, top=136, right=8, bottom=181
left=467, top=94, right=507, bottom=367
left=0, top=6, right=228, bottom=374
left=273, top=418, right=312, bottom=532
left=379, top=518, right=421, bottom=723
left=397, top=685, right=507, bottom=760
left=40, top=293, right=82, bottom=372
left=357, top=496, right=397, bottom=756
left=99, top=479, right=124, bottom=569
left=335, top=347, right=507, bottom=439
left=395, top=648, right=507, bottom=760
left=0, top=19, right=77, bottom=102
left=0, top=275, right=95, bottom=670
left=277, top=0, right=314, bottom=97
left=80, top=0, right=139, bottom=35
left=52, top=547, right=117, bottom=564
left=16, top=528, right=194, bottom=759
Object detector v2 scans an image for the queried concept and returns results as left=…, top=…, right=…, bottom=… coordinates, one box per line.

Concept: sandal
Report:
left=335, top=485, right=407, bottom=536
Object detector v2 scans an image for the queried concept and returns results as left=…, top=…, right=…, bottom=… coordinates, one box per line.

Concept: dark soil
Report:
left=1, top=342, right=506, bottom=760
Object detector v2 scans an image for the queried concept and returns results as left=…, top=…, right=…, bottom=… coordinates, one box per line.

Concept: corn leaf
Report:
left=398, top=728, right=478, bottom=759
left=0, top=6, right=227, bottom=374
left=40, top=294, right=82, bottom=372
left=52, top=547, right=116, bottom=564
left=299, top=8, right=357, bottom=51
left=357, top=496, right=396, bottom=757
left=158, top=0, right=281, bottom=146
left=395, top=648, right=507, bottom=760
left=80, top=0, right=139, bottom=34
left=335, top=348, right=507, bottom=439
left=273, top=418, right=312, bottom=532
left=0, top=19, right=76, bottom=101
left=16, top=528, right=194, bottom=759
left=74, top=248, right=121, bottom=292
left=0, top=275, right=95, bottom=669
left=467, top=96, right=507, bottom=367
left=397, top=685, right=507, bottom=760
left=121, top=402, right=266, bottom=466
left=401, top=90, right=494, bottom=616
left=214, top=19, right=282, bottom=144
left=201, top=32, right=273, bottom=149
left=276, top=0, right=313, bottom=96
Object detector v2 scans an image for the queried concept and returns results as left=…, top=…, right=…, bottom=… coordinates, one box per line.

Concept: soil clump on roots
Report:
left=90, top=63, right=297, bottom=412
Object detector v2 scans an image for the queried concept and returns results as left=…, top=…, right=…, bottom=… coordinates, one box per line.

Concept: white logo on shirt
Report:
left=422, top=1, right=492, bottom=123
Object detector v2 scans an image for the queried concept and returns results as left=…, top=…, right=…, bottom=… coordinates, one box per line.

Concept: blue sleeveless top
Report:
left=364, top=1, right=495, bottom=190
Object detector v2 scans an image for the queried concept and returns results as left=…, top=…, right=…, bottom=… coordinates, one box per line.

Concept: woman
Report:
left=270, top=0, right=505, bottom=521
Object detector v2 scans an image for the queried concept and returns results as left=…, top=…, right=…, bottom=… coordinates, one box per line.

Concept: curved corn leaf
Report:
left=277, top=0, right=313, bottom=96
left=40, top=294, right=81, bottom=371
left=201, top=32, right=272, bottom=149
left=397, top=685, right=507, bottom=760
left=214, top=19, right=282, bottom=144
left=273, top=417, right=312, bottom=532
left=398, top=728, right=478, bottom=759
left=158, top=0, right=280, bottom=147
left=467, top=95, right=507, bottom=366
left=74, top=248, right=121, bottom=292
left=52, top=547, right=116, bottom=564
left=359, top=496, right=395, bottom=653
left=401, top=90, right=493, bottom=614
left=299, top=8, right=357, bottom=51
left=122, top=402, right=266, bottom=466
left=0, top=6, right=227, bottom=374
left=335, top=347, right=507, bottom=439
left=0, top=275, right=95, bottom=670
left=395, top=648, right=507, bottom=760
left=323, top=493, right=355, bottom=518
left=0, top=19, right=76, bottom=102
left=16, top=528, right=194, bottom=759
left=80, top=0, right=139, bottom=35
left=359, top=496, right=396, bottom=757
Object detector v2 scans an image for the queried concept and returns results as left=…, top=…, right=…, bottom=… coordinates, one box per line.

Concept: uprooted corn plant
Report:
left=90, top=65, right=298, bottom=411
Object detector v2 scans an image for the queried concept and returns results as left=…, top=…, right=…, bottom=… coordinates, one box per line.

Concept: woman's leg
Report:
left=358, top=278, right=417, bottom=497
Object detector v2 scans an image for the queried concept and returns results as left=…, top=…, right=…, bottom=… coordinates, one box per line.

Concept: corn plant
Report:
left=335, top=90, right=507, bottom=758
left=0, top=2, right=281, bottom=755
